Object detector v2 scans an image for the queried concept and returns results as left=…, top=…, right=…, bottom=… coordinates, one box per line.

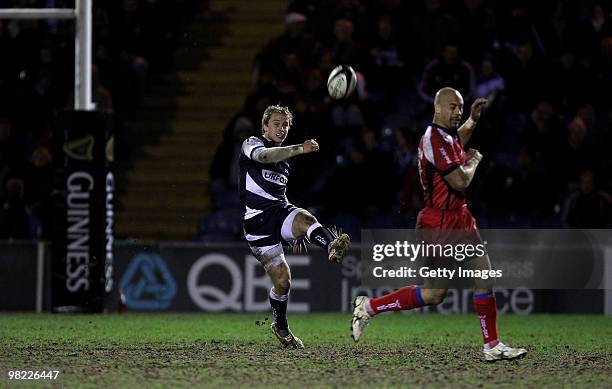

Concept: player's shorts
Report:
left=416, top=205, right=491, bottom=288
left=416, top=205, right=484, bottom=253
left=242, top=203, right=303, bottom=270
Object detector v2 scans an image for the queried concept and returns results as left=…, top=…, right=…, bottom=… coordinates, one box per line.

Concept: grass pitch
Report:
left=0, top=313, right=611, bottom=388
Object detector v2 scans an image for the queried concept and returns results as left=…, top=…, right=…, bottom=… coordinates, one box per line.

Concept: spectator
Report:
left=395, top=127, right=421, bottom=214
left=549, top=115, right=595, bottom=192
left=418, top=43, right=475, bottom=104
left=502, top=41, right=548, bottom=112
left=365, top=15, right=406, bottom=109
left=569, top=3, right=612, bottom=62
left=25, top=145, right=53, bottom=239
left=520, top=100, right=556, bottom=161
left=0, top=118, right=16, bottom=193
left=323, top=142, right=369, bottom=217
left=325, top=19, right=364, bottom=66
left=0, top=1, right=198, bottom=239
left=331, top=0, right=367, bottom=41
left=592, top=36, right=612, bottom=113
left=456, top=0, right=496, bottom=64
left=0, top=177, right=31, bottom=239
left=550, top=51, right=592, bottom=112
left=209, top=115, right=254, bottom=209
left=410, top=0, right=460, bottom=64
left=287, top=1, right=335, bottom=42
left=562, top=169, right=611, bottom=228
left=474, top=55, right=505, bottom=101
left=256, top=12, right=318, bottom=87
left=360, top=128, right=397, bottom=214
left=92, top=64, right=114, bottom=112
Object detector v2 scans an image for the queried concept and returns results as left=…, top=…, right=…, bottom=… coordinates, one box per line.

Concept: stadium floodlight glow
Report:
left=0, top=0, right=93, bottom=111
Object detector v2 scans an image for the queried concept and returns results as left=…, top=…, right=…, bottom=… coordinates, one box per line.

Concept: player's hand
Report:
left=470, top=98, right=488, bottom=121
left=303, top=139, right=320, bottom=154
left=466, top=148, right=483, bottom=163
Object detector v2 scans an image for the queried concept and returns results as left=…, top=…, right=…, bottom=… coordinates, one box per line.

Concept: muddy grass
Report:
left=1, top=313, right=611, bottom=388
left=3, top=340, right=611, bottom=388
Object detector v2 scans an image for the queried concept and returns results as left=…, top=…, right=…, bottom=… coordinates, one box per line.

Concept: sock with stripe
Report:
left=473, top=291, right=499, bottom=349
left=368, top=286, right=425, bottom=315
left=306, top=223, right=333, bottom=250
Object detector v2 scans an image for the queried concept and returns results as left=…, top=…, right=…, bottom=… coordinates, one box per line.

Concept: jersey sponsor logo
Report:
left=438, top=147, right=452, bottom=164
left=247, top=137, right=262, bottom=146
left=243, top=137, right=264, bottom=157
left=443, top=133, right=454, bottom=145
left=262, top=169, right=288, bottom=186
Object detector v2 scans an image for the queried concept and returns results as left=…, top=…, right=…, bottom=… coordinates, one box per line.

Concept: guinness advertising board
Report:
left=51, top=110, right=114, bottom=312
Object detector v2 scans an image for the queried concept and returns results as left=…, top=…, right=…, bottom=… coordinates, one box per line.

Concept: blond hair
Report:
left=261, top=105, right=293, bottom=134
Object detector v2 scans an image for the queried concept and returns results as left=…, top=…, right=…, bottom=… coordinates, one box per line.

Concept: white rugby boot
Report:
left=351, top=296, right=372, bottom=342
left=483, top=342, right=527, bottom=362
left=270, top=323, right=304, bottom=349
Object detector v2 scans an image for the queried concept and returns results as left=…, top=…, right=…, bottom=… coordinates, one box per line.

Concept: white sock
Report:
left=365, top=298, right=374, bottom=316
left=269, top=287, right=288, bottom=301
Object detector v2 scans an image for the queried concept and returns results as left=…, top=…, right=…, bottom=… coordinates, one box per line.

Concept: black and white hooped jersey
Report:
left=239, top=136, right=291, bottom=220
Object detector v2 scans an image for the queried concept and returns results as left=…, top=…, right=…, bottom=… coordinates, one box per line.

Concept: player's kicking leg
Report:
left=263, top=252, right=304, bottom=349
left=288, top=210, right=350, bottom=262
left=351, top=286, right=439, bottom=342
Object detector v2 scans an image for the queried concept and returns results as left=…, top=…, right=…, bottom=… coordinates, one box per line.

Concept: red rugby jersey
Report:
left=417, top=124, right=467, bottom=210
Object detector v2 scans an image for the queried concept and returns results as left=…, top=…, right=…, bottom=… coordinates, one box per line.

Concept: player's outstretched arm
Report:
left=458, top=97, right=487, bottom=147
left=253, top=139, right=319, bottom=164
left=444, top=149, right=482, bottom=191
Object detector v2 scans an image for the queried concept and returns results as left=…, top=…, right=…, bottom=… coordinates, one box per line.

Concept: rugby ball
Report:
left=327, top=65, right=357, bottom=99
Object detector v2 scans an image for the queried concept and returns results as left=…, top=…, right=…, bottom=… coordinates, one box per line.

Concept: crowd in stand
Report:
left=0, top=1, right=610, bottom=242
left=0, top=0, right=194, bottom=239
left=205, top=0, right=612, bottom=241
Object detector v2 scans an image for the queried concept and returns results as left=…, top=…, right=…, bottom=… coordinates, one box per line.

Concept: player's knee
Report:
left=424, top=288, right=448, bottom=305
left=300, top=212, right=317, bottom=228
left=293, top=211, right=317, bottom=239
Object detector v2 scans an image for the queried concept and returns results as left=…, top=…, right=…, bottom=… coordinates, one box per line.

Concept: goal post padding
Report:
left=51, top=110, right=114, bottom=313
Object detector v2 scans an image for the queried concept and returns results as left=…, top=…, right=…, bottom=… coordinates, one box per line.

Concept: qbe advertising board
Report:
left=0, top=243, right=605, bottom=313
left=107, top=244, right=603, bottom=314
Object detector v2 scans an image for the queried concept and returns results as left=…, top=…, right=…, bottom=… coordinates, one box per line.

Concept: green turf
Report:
left=0, top=313, right=611, bottom=388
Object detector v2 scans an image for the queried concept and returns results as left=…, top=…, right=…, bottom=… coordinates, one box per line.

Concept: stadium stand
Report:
left=201, top=0, right=612, bottom=241
left=0, top=1, right=610, bottom=241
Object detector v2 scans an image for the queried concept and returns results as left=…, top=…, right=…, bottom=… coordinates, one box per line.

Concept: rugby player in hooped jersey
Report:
left=240, top=105, right=350, bottom=349
left=351, top=88, right=527, bottom=362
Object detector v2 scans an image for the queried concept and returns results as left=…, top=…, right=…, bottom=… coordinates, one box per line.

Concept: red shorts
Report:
left=416, top=205, right=481, bottom=245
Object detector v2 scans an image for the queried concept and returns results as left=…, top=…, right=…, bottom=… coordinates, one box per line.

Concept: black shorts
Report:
left=242, top=203, right=300, bottom=266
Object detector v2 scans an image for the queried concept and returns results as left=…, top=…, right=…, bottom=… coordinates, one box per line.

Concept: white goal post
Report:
left=0, top=0, right=93, bottom=111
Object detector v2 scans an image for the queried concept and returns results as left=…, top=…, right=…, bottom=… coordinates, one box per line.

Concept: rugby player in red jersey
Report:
left=351, top=88, right=527, bottom=361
